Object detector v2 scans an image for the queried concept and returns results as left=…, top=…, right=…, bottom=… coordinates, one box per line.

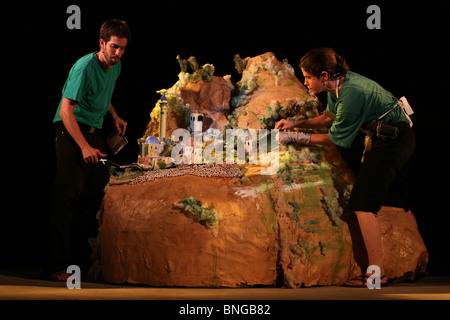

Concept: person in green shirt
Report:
left=275, top=47, right=417, bottom=287
left=54, top=22, right=129, bottom=164
left=43, top=20, right=131, bottom=281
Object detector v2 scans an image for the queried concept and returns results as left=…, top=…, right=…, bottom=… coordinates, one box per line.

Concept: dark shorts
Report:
left=348, top=122, right=415, bottom=214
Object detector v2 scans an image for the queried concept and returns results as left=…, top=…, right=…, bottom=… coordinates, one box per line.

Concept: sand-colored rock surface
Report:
left=100, top=165, right=362, bottom=287
left=100, top=163, right=427, bottom=287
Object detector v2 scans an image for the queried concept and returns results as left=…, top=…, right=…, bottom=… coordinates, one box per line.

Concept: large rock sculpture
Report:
left=99, top=53, right=428, bottom=287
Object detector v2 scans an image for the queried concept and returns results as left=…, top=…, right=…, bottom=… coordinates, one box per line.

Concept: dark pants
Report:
left=43, top=122, right=110, bottom=277
left=348, top=123, right=415, bottom=214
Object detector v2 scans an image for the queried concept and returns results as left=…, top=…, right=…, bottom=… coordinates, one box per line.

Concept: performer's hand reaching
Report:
left=275, top=119, right=297, bottom=131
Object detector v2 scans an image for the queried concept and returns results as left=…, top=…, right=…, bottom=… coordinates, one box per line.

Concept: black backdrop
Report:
left=3, top=1, right=449, bottom=276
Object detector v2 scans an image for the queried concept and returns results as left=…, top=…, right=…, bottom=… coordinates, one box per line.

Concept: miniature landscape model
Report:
left=97, top=52, right=428, bottom=287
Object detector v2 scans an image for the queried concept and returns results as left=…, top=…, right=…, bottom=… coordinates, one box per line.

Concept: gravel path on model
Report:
left=128, top=164, right=242, bottom=185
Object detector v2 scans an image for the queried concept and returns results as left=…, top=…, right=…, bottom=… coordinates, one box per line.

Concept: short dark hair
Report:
left=99, top=19, right=132, bottom=42
left=300, top=47, right=349, bottom=79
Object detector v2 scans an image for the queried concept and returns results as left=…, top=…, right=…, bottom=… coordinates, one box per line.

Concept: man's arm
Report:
left=108, top=103, right=128, bottom=135
left=59, top=97, right=106, bottom=164
left=275, top=114, right=334, bottom=131
left=310, top=133, right=334, bottom=146
left=276, top=114, right=335, bottom=146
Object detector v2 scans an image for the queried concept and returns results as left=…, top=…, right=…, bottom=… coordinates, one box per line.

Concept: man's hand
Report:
left=275, top=119, right=297, bottom=131
left=109, top=104, right=128, bottom=135
left=81, top=145, right=107, bottom=164
left=113, top=117, right=128, bottom=135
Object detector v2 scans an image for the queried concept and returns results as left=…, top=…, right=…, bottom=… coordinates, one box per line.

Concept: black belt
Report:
left=362, top=120, right=398, bottom=139
left=79, top=123, right=102, bottom=135
left=56, top=121, right=102, bottom=135
left=360, top=121, right=410, bottom=163
left=361, top=121, right=409, bottom=140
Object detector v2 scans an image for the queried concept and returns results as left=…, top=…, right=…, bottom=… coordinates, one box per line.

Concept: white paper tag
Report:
left=399, top=96, right=414, bottom=116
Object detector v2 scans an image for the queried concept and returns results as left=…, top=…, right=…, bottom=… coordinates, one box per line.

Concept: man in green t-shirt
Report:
left=43, top=20, right=131, bottom=281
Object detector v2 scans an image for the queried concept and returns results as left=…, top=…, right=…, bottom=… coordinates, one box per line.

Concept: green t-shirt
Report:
left=326, top=71, right=410, bottom=148
left=53, top=52, right=121, bottom=129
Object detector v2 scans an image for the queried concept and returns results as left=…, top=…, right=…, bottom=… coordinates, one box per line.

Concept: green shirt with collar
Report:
left=326, top=71, right=410, bottom=148
left=53, top=52, right=121, bottom=129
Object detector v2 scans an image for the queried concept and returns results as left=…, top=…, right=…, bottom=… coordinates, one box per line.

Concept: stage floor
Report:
left=1, top=268, right=449, bottom=300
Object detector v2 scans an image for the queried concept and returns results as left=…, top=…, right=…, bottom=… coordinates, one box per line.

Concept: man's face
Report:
left=100, top=36, right=128, bottom=66
left=301, top=68, right=325, bottom=95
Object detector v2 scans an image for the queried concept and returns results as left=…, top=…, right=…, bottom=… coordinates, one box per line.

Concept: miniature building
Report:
left=184, top=146, right=193, bottom=158
left=245, top=138, right=255, bottom=153
left=149, top=156, right=173, bottom=169
left=190, top=113, right=204, bottom=134
left=142, top=136, right=164, bottom=158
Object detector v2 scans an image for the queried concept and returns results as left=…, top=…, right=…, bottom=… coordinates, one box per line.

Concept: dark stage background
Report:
left=3, top=1, right=449, bottom=276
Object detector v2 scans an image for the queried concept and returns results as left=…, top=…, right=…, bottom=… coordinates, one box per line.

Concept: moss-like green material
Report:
left=174, top=197, right=221, bottom=233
